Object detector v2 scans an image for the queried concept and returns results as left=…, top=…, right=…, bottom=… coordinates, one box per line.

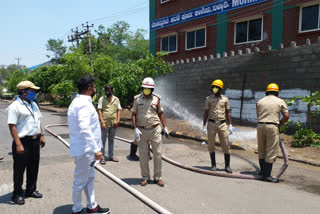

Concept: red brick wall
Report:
left=156, top=15, right=218, bottom=62
left=283, top=0, right=320, bottom=46
left=154, top=0, right=320, bottom=62
left=226, top=0, right=273, bottom=52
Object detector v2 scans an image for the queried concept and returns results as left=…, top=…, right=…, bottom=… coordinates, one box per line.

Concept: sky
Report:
left=1, top=0, right=149, bottom=68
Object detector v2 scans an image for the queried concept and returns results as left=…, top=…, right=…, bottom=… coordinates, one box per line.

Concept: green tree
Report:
left=6, top=69, right=27, bottom=93
left=127, top=29, right=149, bottom=61
left=49, top=80, right=74, bottom=107
left=46, top=39, right=67, bottom=62
left=108, top=21, right=130, bottom=46
left=61, top=50, right=93, bottom=87
left=28, top=65, right=62, bottom=94
left=0, top=65, right=9, bottom=83
left=90, top=21, right=149, bottom=63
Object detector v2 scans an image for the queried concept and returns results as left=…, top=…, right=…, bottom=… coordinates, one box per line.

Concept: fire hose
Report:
left=45, top=124, right=289, bottom=211
left=116, top=135, right=289, bottom=180
left=45, top=124, right=172, bottom=214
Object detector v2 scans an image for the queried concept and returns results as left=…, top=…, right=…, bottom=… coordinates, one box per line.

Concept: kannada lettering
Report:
left=150, top=0, right=268, bottom=30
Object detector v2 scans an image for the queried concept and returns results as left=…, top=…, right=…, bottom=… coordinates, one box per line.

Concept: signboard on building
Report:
left=150, top=0, right=269, bottom=31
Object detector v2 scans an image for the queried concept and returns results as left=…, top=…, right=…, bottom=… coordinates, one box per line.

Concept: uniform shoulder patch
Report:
left=206, top=95, right=213, bottom=99
left=221, top=95, right=229, bottom=100
left=134, top=94, right=142, bottom=99
left=152, top=93, right=161, bottom=99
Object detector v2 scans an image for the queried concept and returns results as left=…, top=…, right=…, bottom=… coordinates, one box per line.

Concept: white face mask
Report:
left=213, top=87, right=219, bottom=94
left=143, top=88, right=152, bottom=96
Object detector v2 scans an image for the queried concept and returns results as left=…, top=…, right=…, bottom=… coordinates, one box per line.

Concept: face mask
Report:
left=213, top=87, right=219, bottom=94
left=143, top=88, right=152, bottom=96
left=21, top=91, right=36, bottom=101
left=105, top=91, right=112, bottom=97
left=92, top=94, right=97, bottom=102
left=90, top=87, right=96, bottom=98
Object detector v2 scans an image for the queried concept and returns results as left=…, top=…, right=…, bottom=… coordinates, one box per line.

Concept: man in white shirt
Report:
left=68, top=76, right=110, bottom=214
left=6, top=81, right=45, bottom=205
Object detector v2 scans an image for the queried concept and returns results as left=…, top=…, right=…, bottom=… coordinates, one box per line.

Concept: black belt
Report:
left=21, top=134, right=40, bottom=140
left=208, top=119, right=226, bottom=124
left=138, top=124, right=159, bottom=129
left=258, top=122, right=278, bottom=126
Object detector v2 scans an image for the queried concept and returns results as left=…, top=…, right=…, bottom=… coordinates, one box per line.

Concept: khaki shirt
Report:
left=98, top=96, right=121, bottom=127
left=256, top=95, right=288, bottom=124
left=131, top=93, right=164, bottom=127
left=205, top=95, right=230, bottom=121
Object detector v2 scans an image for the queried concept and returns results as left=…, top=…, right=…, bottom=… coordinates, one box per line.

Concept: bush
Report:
left=280, top=120, right=303, bottom=135
left=292, top=128, right=320, bottom=148
left=49, top=81, right=73, bottom=107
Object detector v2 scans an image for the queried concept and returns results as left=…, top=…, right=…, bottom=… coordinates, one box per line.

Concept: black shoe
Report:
left=224, top=154, right=233, bottom=173
left=72, top=208, right=87, bottom=214
left=258, top=159, right=265, bottom=176
left=87, top=204, right=110, bottom=214
left=264, top=176, right=278, bottom=183
left=210, top=165, right=217, bottom=171
left=129, top=154, right=139, bottom=161
left=225, top=166, right=232, bottom=173
left=25, top=190, right=42, bottom=198
left=11, top=195, right=25, bottom=205
left=263, top=162, right=278, bottom=183
left=209, top=152, right=216, bottom=171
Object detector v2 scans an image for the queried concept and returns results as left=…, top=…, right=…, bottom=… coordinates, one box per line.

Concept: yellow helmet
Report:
left=211, top=79, right=224, bottom=89
left=266, top=83, right=279, bottom=92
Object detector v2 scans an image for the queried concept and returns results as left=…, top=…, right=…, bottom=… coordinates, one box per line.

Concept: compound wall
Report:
left=156, top=42, right=320, bottom=131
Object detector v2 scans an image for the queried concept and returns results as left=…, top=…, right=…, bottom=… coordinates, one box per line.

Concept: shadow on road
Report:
left=53, top=204, right=73, bottom=214
left=0, top=192, right=15, bottom=205
left=121, top=178, right=143, bottom=186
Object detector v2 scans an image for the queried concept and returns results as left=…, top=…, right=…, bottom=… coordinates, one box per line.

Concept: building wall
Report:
left=283, top=1, right=320, bottom=46
left=156, top=16, right=218, bottom=62
left=152, top=0, right=320, bottom=62
left=155, top=42, right=320, bottom=131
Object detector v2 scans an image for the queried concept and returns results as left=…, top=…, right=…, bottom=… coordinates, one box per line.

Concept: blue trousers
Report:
left=101, top=127, right=116, bottom=158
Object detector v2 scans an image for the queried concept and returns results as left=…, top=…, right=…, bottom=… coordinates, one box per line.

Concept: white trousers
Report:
left=72, top=152, right=97, bottom=213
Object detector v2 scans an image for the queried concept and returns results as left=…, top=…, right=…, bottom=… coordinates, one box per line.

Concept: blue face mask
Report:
left=21, top=91, right=36, bottom=101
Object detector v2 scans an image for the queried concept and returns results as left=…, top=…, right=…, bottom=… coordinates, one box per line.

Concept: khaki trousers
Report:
left=207, top=122, right=230, bottom=154
left=138, top=125, right=162, bottom=180
left=257, top=124, right=279, bottom=163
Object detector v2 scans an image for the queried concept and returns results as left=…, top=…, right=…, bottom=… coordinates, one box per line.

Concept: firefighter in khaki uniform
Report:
left=256, top=83, right=289, bottom=182
left=131, top=77, right=169, bottom=187
left=202, top=79, right=233, bottom=173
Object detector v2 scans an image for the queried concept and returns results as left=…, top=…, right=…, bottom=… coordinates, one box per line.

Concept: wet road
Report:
left=0, top=100, right=320, bottom=214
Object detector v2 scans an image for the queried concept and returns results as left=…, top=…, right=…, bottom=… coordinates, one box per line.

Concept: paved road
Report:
left=0, top=100, right=320, bottom=214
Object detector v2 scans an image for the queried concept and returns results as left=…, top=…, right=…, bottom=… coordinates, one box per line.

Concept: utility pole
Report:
left=68, top=22, right=95, bottom=75
left=82, top=22, right=94, bottom=68
left=15, top=57, right=22, bottom=67
left=68, top=27, right=86, bottom=48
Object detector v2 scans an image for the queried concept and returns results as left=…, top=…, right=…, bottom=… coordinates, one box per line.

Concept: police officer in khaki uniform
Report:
left=202, top=79, right=233, bottom=173
left=97, top=85, right=121, bottom=164
left=131, top=77, right=169, bottom=187
left=256, top=83, right=289, bottom=182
